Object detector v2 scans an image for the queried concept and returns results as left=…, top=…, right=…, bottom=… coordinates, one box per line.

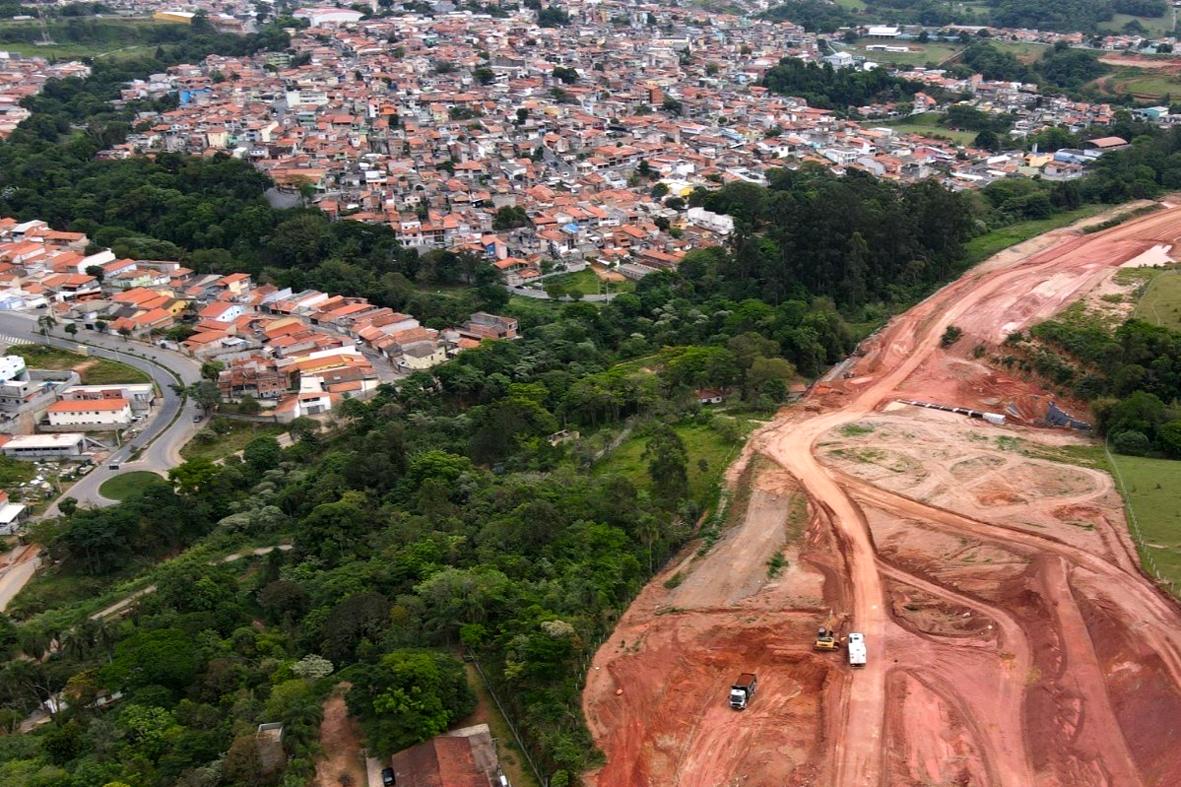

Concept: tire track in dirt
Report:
left=584, top=202, right=1181, bottom=786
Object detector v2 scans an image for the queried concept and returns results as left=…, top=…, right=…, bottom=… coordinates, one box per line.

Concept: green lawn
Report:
left=960, top=206, right=1108, bottom=267
left=6, top=343, right=151, bottom=385
left=543, top=268, right=634, bottom=297
left=1134, top=270, right=1181, bottom=330
left=880, top=112, right=979, bottom=145
left=181, top=419, right=286, bottom=463
left=1106, top=452, right=1181, bottom=592
left=99, top=471, right=167, bottom=501
left=593, top=418, right=753, bottom=506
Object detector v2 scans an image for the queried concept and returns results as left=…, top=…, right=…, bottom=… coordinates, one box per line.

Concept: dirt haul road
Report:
left=583, top=203, right=1181, bottom=786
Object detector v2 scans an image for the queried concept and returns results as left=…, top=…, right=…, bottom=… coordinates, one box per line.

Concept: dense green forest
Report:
left=758, top=0, right=856, bottom=31
left=761, top=57, right=928, bottom=110
left=958, top=42, right=1109, bottom=93
left=1023, top=315, right=1181, bottom=456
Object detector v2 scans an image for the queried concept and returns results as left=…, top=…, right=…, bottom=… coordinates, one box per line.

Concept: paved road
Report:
left=0, top=312, right=204, bottom=513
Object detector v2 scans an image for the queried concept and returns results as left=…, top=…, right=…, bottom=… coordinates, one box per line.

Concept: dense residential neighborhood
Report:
left=0, top=216, right=518, bottom=425
left=0, top=7, right=1154, bottom=283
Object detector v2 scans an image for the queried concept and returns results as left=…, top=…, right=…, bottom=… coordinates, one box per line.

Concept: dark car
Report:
left=381, top=767, right=395, bottom=786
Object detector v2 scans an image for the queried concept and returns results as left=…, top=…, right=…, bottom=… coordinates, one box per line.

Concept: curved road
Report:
left=0, top=312, right=203, bottom=514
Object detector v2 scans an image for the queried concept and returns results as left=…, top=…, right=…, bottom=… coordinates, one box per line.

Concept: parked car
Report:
left=381, top=768, right=395, bottom=786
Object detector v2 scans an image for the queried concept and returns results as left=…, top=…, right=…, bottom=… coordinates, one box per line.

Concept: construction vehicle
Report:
left=848, top=633, right=867, bottom=667
left=729, top=673, right=758, bottom=710
left=814, top=626, right=839, bottom=651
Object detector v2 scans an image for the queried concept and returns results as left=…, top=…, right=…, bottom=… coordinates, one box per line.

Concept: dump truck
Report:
left=729, top=673, right=758, bottom=710
left=847, top=633, right=867, bottom=667
left=814, top=626, right=839, bottom=652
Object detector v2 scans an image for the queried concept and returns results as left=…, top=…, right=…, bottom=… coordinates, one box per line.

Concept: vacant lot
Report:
left=992, top=41, right=1050, bottom=63
left=594, top=419, right=751, bottom=506
left=543, top=268, right=633, bottom=297
left=7, top=344, right=151, bottom=385
left=880, top=112, right=978, bottom=145
left=99, top=471, right=167, bottom=501
left=181, top=419, right=286, bottom=463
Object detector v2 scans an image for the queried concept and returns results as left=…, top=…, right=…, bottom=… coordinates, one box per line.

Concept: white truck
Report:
left=848, top=632, right=867, bottom=667
left=729, top=673, right=758, bottom=710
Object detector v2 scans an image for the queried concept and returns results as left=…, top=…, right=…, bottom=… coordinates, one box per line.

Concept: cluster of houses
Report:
left=0, top=53, right=91, bottom=139
left=0, top=216, right=518, bottom=424
left=83, top=2, right=1171, bottom=285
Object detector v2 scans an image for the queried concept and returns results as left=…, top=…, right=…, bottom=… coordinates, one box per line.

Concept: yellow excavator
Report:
left=814, top=625, right=839, bottom=652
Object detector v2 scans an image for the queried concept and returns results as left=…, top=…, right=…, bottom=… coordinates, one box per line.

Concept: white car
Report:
left=848, top=632, right=867, bottom=667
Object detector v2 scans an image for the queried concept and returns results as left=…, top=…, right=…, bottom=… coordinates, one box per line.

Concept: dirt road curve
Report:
left=583, top=204, right=1181, bottom=786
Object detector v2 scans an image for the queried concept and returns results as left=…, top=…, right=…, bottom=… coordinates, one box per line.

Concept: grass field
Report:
left=543, top=268, right=634, bottom=297
left=960, top=206, right=1109, bottom=268
left=1106, top=451, right=1181, bottom=593
left=1092, top=68, right=1181, bottom=101
left=880, top=112, right=979, bottom=145
left=849, top=42, right=961, bottom=67
left=1133, top=270, right=1181, bottom=329
left=6, top=343, right=151, bottom=385
left=0, top=17, right=178, bottom=61
left=181, top=419, right=286, bottom=463
left=0, top=41, right=156, bottom=60
left=99, top=471, right=167, bottom=501
left=594, top=418, right=753, bottom=506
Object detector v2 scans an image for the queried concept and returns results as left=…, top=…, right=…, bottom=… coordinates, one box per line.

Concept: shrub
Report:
left=1112, top=430, right=1151, bottom=456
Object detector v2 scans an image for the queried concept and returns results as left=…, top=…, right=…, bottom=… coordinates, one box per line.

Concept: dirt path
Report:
left=584, top=202, right=1181, bottom=786
left=0, top=545, right=40, bottom=612
left=314, top=688, right=367, bottom=787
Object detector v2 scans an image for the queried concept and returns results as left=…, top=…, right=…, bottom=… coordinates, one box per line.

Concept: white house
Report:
left=0, top=489, right=27, bottom=534
left=293, top=7, right=363, bottom=26
left=1, top=433, right=87, bottom=459
left=686, top=207, right=735, bottom=235
left=198, top=301, right=246, bottom=323
left=0, top=355, right=26, bottom=384
left=46, top=398, right=132, bottom=429
left=61, top=384, right=155, bottom=413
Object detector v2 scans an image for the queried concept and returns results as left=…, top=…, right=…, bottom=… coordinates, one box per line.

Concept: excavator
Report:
left=814, top=625, right=839, bottom=652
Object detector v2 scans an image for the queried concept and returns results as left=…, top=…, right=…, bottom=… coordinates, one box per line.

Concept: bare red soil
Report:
left=583, top=204, right=1181, bottom=786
